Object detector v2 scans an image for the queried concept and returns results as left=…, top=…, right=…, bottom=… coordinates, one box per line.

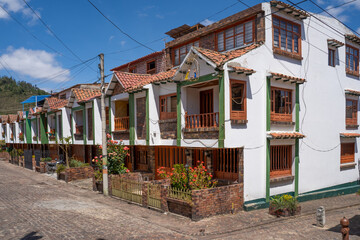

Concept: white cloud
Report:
left=109, top=35, right=114, bottom=41
left=200, top=19, right=214, bottom=26
left=0, top=0, right=39, bottom=24
left=155, top=14, right=164, bottom=19
left=325, top=5, right=348, bottom=22
left=0, top=47, right=70, bottom=82
left=120, top=41, right=126, bottom=46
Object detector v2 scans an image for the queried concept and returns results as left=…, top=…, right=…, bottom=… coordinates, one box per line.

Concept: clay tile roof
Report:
left=8, top=114, right=17, bottom=123
left=194, top=43, right=261, bottom=67
left=47, top=97, right=69, bottom=110
left=72, top=88, right=101, bottom=103
left=345, top=34, right=360, bottom=45
left=17, top=111, right=24, bottom=121
left=345, top=89, right=360, bottom=96
left=328, top=39, right=344, bottom=48
left=268, top=132, right=305, bottom=139
left=227, top=62, right=255, bottom=75
left=115, top=69, right=177, bottom=92
left=270, top=72, right=306, bottom=84
left=340, top=133, right=360, bottom=138
left=1, top=115, right=8, bottom=123
left=270, top=1, right=309, bottom=19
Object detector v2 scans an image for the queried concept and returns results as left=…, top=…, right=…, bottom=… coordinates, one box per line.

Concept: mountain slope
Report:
left=0, top=76, right=49, bottom=115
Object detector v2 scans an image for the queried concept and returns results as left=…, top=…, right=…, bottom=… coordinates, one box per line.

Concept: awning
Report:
left=267, top=132, right=305, bottom=139
left=21, top=95, right=51, bottom=104
left=340, top=133, right=360, bottom=138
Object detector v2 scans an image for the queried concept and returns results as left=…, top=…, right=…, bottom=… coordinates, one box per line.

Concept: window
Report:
left=273, top=16, right=301, bottom=56
left=129, top=66, right=136, bottom=73
left=341, top=142, right=355, bottom=164
left=271, top=87, right=292, bottom=122
left=346, top=99, right=358, bottom=126
left=147, top=60, right=156, bottom=74
left=230, top=80, right=246, bottom=120
left=270, top=145, right=292, bottom=177
left=346, top=45, right=359, bottom=76
left=217, top=19, right=254, bottom=52
left=159, top=94, right=177, bottom=120
left=173, top=41, right=199, bottom=66
left=328, top=48, right=335, bottom=67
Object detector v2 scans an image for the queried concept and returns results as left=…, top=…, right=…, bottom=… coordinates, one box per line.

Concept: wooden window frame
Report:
left=230, top=80, right=247, bottom=120
left=172, top=40, right=200, bottom=66
left=270, top=145, right=292, bottom=178
left=346, top=99, right=358, bottom=126
left=345, top=44, right=359, bottom=77
left=272, top=15, right=302, bottom=58
left=341, top=142, right=355, bottom=164
left=271, top=87, right=293, bottom=122
left=146, top=60, right=156, bottom=75
left=328, top=48, right=335, bottom=67
left=159, top=93, right=177, bottom=120
left=129, top=66, right=136, bottom=73
left=215, top=18, right=255, bottom=52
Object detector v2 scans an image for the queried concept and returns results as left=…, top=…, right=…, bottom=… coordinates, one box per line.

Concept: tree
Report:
left=57, top=136, right=72, bottom=167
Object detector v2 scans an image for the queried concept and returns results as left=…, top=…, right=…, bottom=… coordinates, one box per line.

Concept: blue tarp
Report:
left=21, top=95, right=51, bottom=104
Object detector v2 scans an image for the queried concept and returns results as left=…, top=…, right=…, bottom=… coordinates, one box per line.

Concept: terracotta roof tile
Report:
left=268, top=132, right=305, bottom=139
left=227, top=62, right=255, bottom=74
left=270, top=72, right=306, bottom=83
left=345, top=34, right=360, bottom=45
left=47, top=97, right=69, bottom=110
left=340, top=133, right=360, bottom=138
left=0, top=115, right=8, bottom=123
left=115, top=69, right=177, bottom=92
left=8, top=114, right=17, bottom=123
left=194, top=44, right=261, bottom=67
left=270, top=1, right=309, bottom=19
left=345, top=89, right=360, bottom=96
left=72, top=88, right=101, bottom=103
left=328, top=39, right=344, bottom=48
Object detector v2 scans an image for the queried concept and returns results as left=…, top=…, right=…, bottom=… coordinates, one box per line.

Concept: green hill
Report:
left=0, top=76, right=49, bottom=115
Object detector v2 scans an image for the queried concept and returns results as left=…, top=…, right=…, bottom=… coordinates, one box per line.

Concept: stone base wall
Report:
left=184, top=128, right=218, bottom=139
left=113, top=132, right=129, bottom=140
left=0, top=152, right=10, bottom=161
left=159, top=119, right=177, bottom=139
left=64, top=166, right=94, bottom=182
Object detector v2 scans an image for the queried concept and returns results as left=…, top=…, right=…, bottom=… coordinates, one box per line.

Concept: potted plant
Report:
left=47, top=129, right=56, bottom=141
left=19, top=132, right=24, bottom=141
left=33, top=136, right=37, bottom=141
left=269, top=194, right=301, bottom=217
left=56, top=164, right=66, bottom=180
left=39, top=157, right=52, bottom=173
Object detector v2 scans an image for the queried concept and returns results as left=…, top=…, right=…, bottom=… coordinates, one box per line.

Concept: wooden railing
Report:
left=346, top=117, right=357, bottom=126
left=185, top=112, right=219, bottom=129
left=114, top=117, right=129, bottom=131
left=213, top=148, right=239, bottom=181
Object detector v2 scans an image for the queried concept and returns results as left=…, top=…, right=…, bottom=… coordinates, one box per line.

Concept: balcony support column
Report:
left=218, top=71, right=225, bottom=148
left=177, top=83, right=181, bottom=146
left=129, top=93, right=135, bottom=145
left=146, top=89, right=150, bottom=146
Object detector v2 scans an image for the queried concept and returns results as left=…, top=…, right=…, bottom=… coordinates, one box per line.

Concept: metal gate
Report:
left=111, top=177, right=142, bottom=204
left=147, top=184, right=161, bottom=209
left=34, top=150, right=41, bottom=167
left=24, top=149, right=33, bottom=170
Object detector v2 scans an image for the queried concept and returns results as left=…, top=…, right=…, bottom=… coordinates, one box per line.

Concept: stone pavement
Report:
left=0, top=160, right=359, bottom=240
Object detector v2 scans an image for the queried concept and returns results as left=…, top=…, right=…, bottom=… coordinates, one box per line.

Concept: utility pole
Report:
left=99, top=53, right=108, bottom=196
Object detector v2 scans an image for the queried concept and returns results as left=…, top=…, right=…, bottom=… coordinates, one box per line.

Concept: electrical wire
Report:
left=86, top=0, right=156, bottom=52
left=22, top=0, right=97, bottom=73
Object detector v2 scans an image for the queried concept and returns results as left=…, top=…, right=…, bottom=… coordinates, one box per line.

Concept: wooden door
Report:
left=200, top=89, right=213, bottom=114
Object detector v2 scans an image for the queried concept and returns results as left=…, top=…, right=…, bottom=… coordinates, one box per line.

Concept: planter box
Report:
left=58, top=166, right=94, bottom=183
left=58, top=172, right=66, bottom=181
left=39, top=162, right=46, bottom=173
left=269, top=205, right=301, bottom=217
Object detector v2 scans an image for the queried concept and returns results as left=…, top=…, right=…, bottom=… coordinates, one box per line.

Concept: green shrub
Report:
left=40, top=157, right=52, bottom=162
left=94, top=170, right=103, bottom=181
left=17, top=149, right=24, bottom=156
left=56, top=164, right=66, bottom=175
left=270, top=194, right=298, bottom=212
left=69, top=158, right=89, bottom=168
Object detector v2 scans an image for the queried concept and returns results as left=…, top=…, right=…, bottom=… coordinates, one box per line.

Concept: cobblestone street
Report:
left=0, top=160, right=359, bottom=240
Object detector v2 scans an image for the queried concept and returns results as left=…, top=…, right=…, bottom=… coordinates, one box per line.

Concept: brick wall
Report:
left=64, top=166, right=94, bottom=182
left=159, top=119, right=177, bottom=139
left=191, top=183, right=243, bottom=220
left=116, top=53, right=166, bottom=75
left=0, top=151, right=10, bottom=160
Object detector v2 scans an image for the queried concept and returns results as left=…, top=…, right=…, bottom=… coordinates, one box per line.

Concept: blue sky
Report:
left=0, top=0, right=359, bottom=93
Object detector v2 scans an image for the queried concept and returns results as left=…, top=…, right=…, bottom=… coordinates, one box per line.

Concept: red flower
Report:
left=126, top=169, right=130, bottom=173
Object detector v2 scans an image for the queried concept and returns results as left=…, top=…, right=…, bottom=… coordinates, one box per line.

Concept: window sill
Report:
left=340, top=162, right=356, bottom=170
left=346, top=124, right=359, bottom=129
left=271, top=121, right=295, bottom=126
left=270, top=175, right=294, bottom=184
left=273, top=48, right=303, bottom=61
left=112, top=129, right=129, bottom=133
left=346, top=69, right=360, bottom=78
left=231, top=119, right=248, bottom=125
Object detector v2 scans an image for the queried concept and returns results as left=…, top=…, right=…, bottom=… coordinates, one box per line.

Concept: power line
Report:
left=87, top=0, right=156, bottom=52
left=308, top=0, right=360, bottom=36
left=22, top=0, right=97, bottom=73
left=0, top=4, right=74, bottom=61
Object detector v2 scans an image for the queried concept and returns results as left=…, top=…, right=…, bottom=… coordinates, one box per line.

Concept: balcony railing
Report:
left=185, top=112, right=219, bottom=129
left=346, top=117, right=357, bottom=126
left=114, top=117, right=129, bottom=131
